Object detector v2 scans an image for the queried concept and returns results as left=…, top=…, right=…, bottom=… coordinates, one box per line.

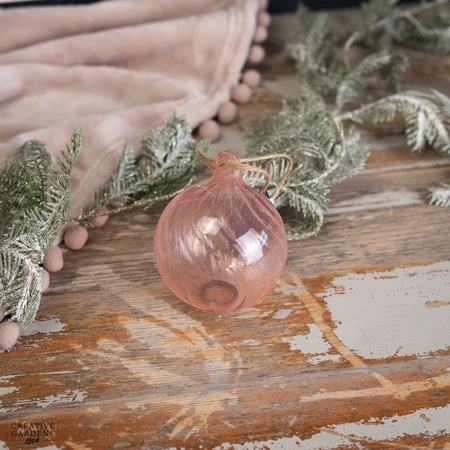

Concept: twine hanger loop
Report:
left=196, top=148, right=293, bottom=200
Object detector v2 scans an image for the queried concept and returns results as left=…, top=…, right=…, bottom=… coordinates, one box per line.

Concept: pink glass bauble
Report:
left=154, top=150, right=288, bottom=313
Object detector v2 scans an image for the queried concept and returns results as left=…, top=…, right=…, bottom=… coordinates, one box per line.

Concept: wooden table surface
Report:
left=2, top=9, right=450, bottom=450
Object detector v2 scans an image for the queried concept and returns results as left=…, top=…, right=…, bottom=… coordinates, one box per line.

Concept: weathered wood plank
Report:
left=2, top=7, right=450, bottom=450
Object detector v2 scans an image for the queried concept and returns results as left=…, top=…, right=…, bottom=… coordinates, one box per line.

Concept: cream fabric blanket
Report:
left=0, top=0, right=259, bottom=218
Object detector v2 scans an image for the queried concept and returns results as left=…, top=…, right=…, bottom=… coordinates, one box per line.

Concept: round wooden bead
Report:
left=242, top=69, right=262, bottom=88
left=43, top=246, right=64, bottom=272
left=137, top=156, right=148, bottom=175
left=53, top=223, right=73, bottom=246
left=248, top=45, right=266, bottom=65
left=89, top=206, right=109, bottom=228
left=218, top=102, right=237, bottom=124
left=231, top=84, right=251, bottom=104
left=110, top=199, right=127, bottom=208
left=64, top=224, right=89, bottom=250
left=42, top=269, right=50, bottom=293
left=0, top=322, right=20, bottom=350
left=253, top=25, right=268, bottom=43
left=198, top=120, right=221, bottom=142
left=257, top=11, right=271, bottom=27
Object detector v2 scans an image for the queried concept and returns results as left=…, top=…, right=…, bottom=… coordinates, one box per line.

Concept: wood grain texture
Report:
left=2, top=9, right=450, bottom=450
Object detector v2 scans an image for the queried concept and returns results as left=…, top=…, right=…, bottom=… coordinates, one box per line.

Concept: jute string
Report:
left=196, top=149, right=293, bottom=200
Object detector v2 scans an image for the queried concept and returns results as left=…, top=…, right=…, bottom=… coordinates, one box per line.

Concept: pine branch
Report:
left=283, top=174, right=330, bottom=240
left=335, top=52, right=408, bottom=111
left=246, top=3, right=450, bottom=240
left=327, top=125, right=369, bottom=184
left=0, top=140, right=51, bottom=235
left=339, top=90, right=450, bottom=155
left=245, top=94, right=349, bottom=239
left=247, top=91, right=340, bottom=160
left=243, top=157, right=292, bottom=208
left=287, top=5, right=409, bottom=102
left=344, top=0, right=450, bottom=63
left=286, top=12, right=344, bottom=95
left=427, top=183, right=450, bottom=206
left=77, top=115, right=206, bottom=223
left=140, top=114, right=198, bottom=180
left=0, top=128, right=81, bottom=326
left=90, top=144, right=143, bottom=210
left=245, top=115, right=369, bottom=240
left=389, top=12, right=450, bottom=54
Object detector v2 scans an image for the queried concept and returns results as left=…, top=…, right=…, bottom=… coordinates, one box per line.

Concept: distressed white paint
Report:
left=307, top=353, right=342, bottom=365
left=282, top=324, right=331, bottom=354
left=1, top=441, right=60, bottom=450
left=215, top=433, right=353, bottom=450
left=272, top=309, right=292, bottom=319
left=36, top=370, right=77, bottom=376
left=242, top=339, right=260, bottom=346
left=0, top=375, right=16, bottom=382
left=36, top=390, right=87, bottom=408
left=0, top=371, right=75, bottom=383
left=28, top=446, right=60, bottom=450
left=21, top=316, right=65, bottom=336
left=282, top=324, right=341, bottom=365
left=0, top=389, right=87, bottom=413
left=0, top=315, right=64, bottom=353
left=321, top=261, right=450, bottom=359
left=327, top=191, right=423, bottom=215
left=214, top=404, right=450, bottom=449
left=0, top=386, right=17, bottom=396
left=330, top=404, right=450, bottom=441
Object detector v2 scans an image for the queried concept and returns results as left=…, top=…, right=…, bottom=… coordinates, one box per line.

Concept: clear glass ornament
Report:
left=154, top=150, right=288, bottom=312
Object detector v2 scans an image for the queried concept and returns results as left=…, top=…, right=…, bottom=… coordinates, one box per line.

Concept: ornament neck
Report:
left=212, top=150, right=243, bottom=182
left=196, top=148, right=293, bottom=199
left=213, top=150, right=241, bottom=170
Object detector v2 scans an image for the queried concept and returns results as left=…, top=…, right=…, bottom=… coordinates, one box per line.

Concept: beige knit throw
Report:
left=0, top=0, right=260, bottom=218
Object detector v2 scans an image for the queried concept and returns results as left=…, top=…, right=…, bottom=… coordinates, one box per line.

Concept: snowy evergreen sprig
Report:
left=246, top=0, right=450, bottom=239
left=427, top=183, right=450, bottom=206
left=245, top=93, right=370, bottom=239
left=344, top=0, right=450, bottom=59
left=245, top=91, right=370, bottom=239
left=76, top=115, right=208, bottom=224
left=0, top=129, right=81, bottom=326
left=339, top=90, right=450, bottom=155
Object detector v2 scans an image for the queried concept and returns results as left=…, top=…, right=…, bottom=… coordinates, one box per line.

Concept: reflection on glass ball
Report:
left=154, top=150, right=288, bottom=312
